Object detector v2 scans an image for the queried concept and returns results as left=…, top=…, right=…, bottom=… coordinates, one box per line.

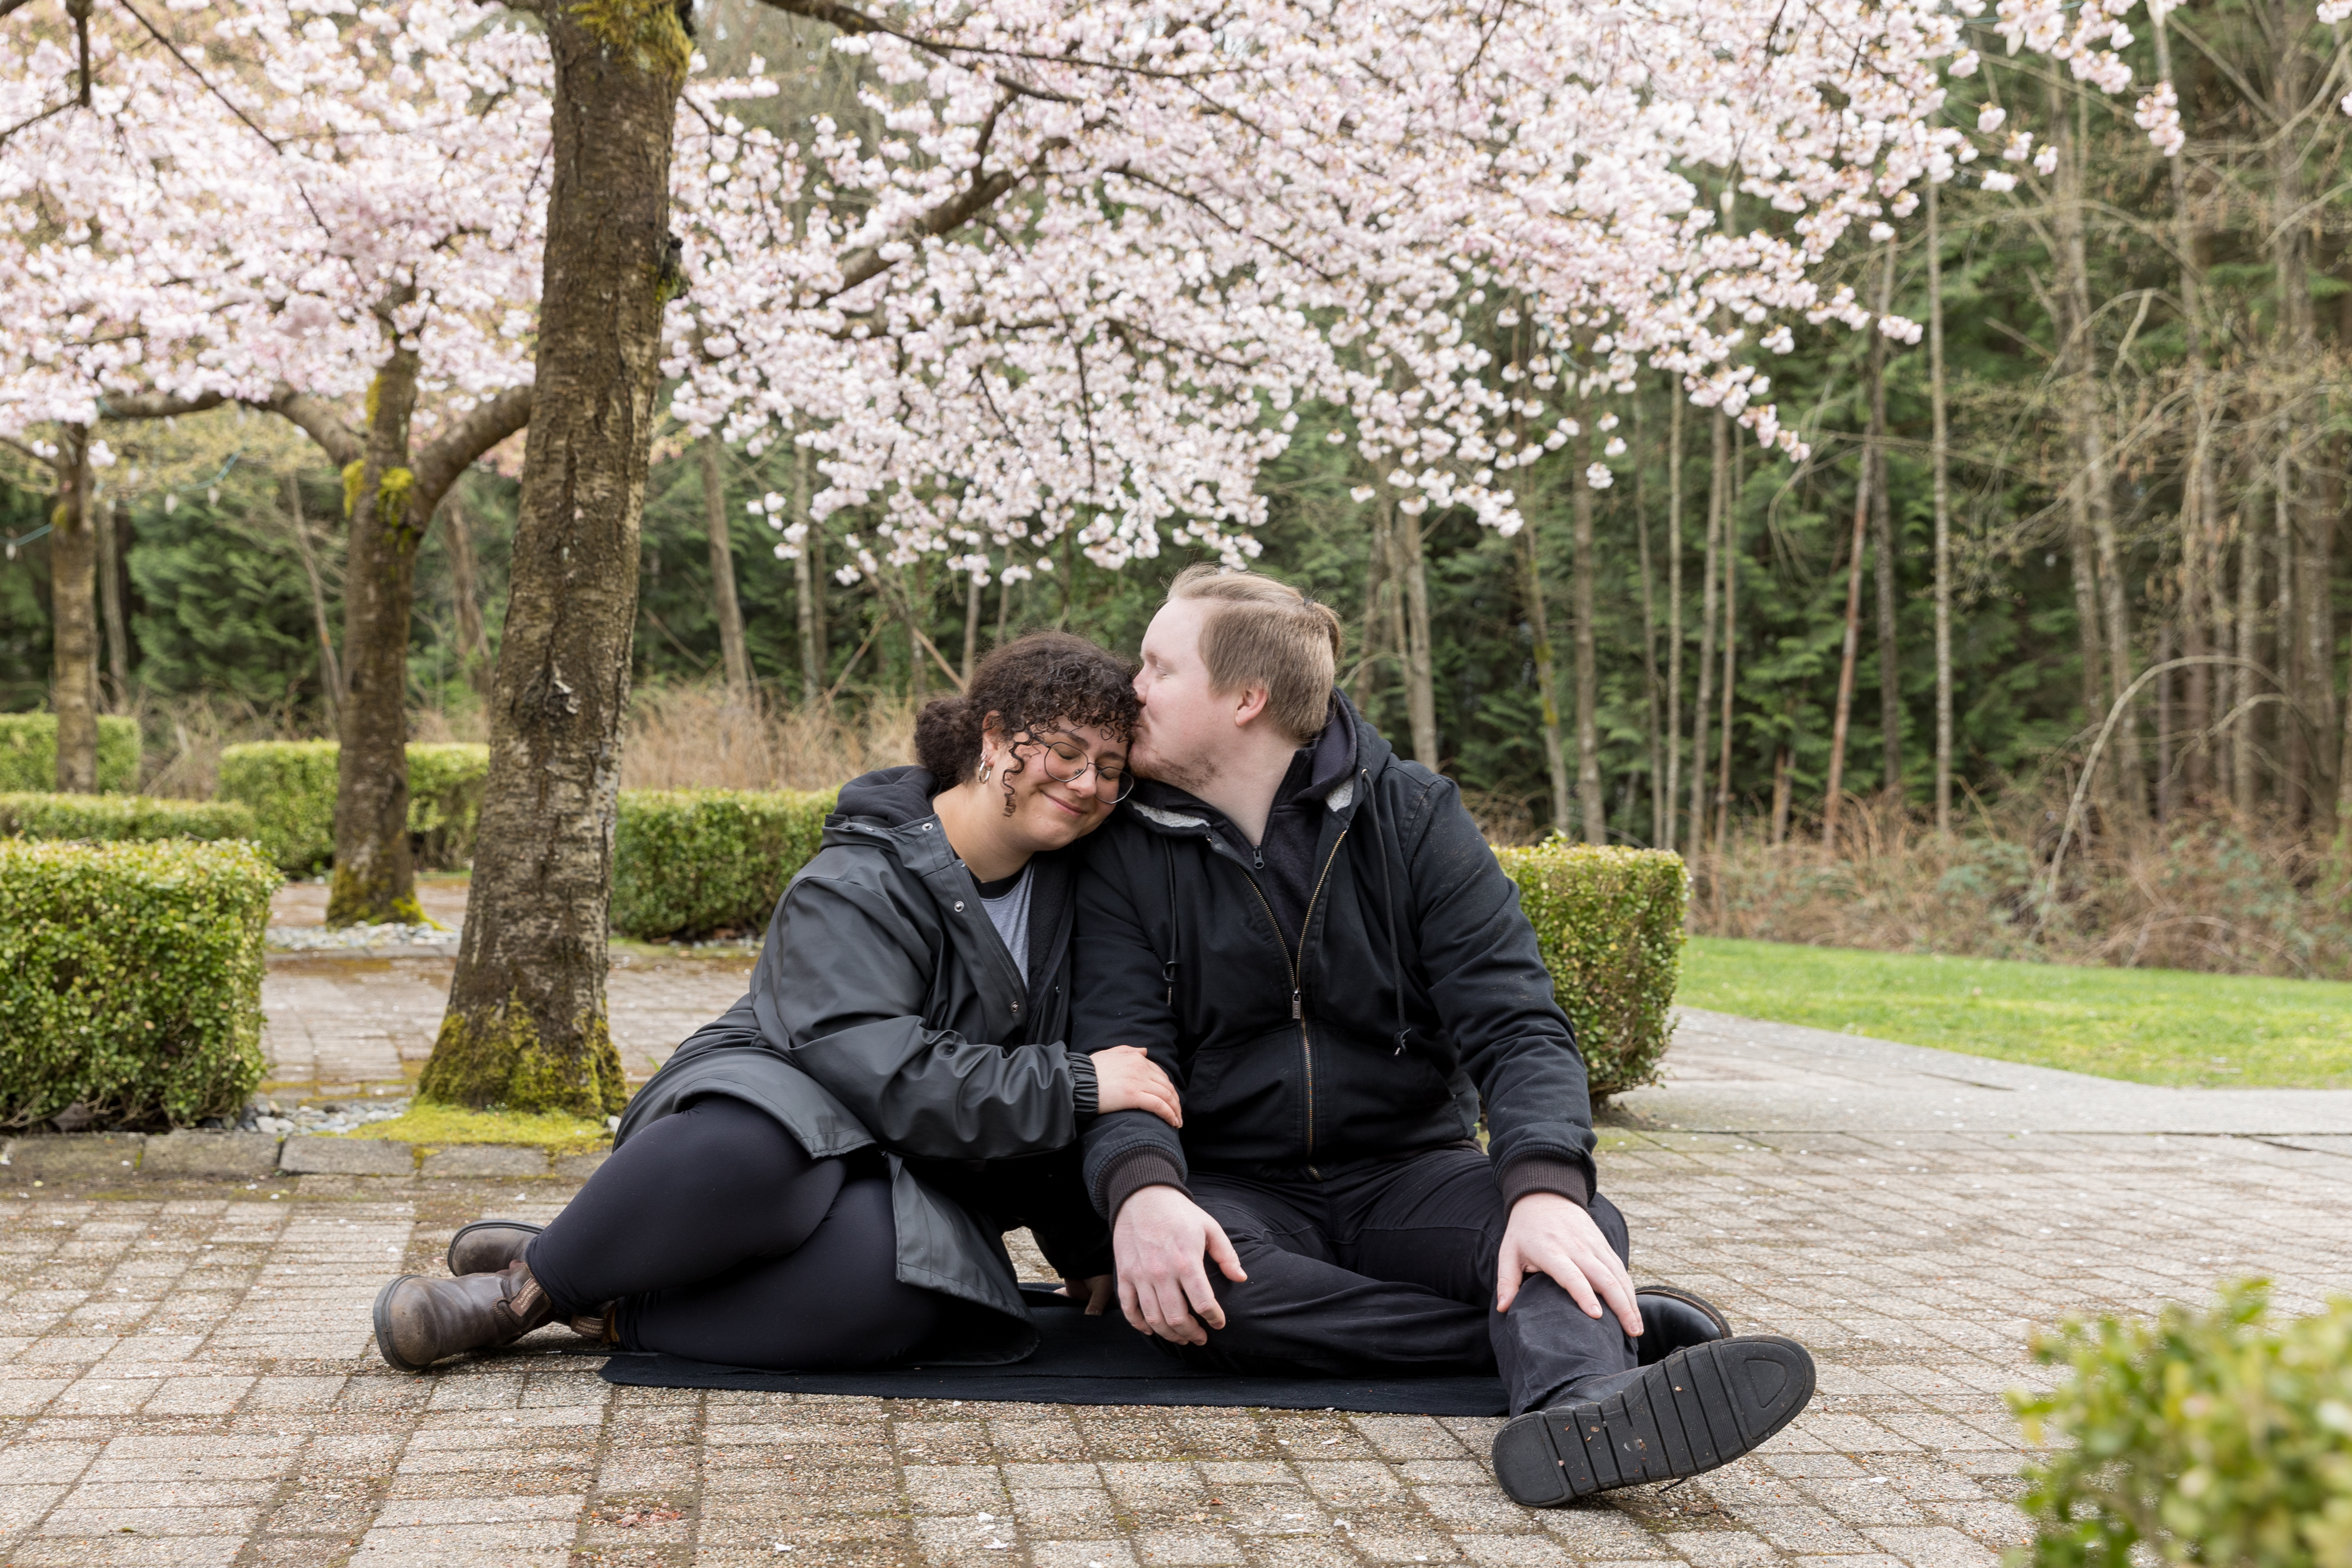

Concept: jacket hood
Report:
left=833, top=764, right=941, bottom=829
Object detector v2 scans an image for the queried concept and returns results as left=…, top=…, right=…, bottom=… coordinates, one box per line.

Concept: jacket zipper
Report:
left=1236, top=829, right=1348, bottom=1160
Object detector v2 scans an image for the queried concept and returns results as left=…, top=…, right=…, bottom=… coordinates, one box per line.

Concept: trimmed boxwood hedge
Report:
left=215, top=740, right=488, bottom=874
left=611, top=788, right=838, bottom=941
left=0, top=838, right=277, bottom=1129
left=1493, top=841, right=1688, bottom=1101
left=0, top=714, right=141, bottom=793
left=0, top=794, right=260, bottom=843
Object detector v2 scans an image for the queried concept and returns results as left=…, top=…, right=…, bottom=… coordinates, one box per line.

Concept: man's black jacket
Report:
left=1072, top=694, right=1597, bottom=1218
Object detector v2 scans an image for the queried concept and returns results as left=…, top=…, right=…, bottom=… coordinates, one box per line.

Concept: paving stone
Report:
left=276, top=1139, right=413, bottom=1176
left=2, top=1136, right=149, bottom=1181
left=140, top=1135, right=284, bottom=1180
left=417, top=1147, right=548, bottom=1179
left=0, top=980, right=2344, bottom=1567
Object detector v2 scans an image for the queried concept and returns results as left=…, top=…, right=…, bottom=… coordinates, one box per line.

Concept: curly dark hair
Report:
left=914, top=632, right=1140, bottom=811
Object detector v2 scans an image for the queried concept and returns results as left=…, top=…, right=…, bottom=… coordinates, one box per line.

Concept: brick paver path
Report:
left=1, top=1122, right=2347, bottom=1566
left=260, top=954, right=753, bottom=1096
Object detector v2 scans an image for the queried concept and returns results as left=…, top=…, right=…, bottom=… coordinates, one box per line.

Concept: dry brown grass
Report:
left=132, top=693, right=321, bottom=799
left=1689, top=790, right=2352, bottom=981
left=618, top=681, right=916, bottom=791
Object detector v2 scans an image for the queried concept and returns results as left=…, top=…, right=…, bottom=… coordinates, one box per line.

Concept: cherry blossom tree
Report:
left=1, top=0, right=544, bottom=901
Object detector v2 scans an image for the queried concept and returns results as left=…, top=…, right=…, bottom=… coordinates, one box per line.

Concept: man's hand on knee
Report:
left=1495, top=1192, right=1642, bottom=1337
left=1112, top=1185, right=1246, bottom=1345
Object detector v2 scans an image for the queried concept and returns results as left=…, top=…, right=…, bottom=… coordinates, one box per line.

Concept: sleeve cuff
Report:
left=1097, top=1147, right=1189, bottom=1220
left=1067, top=1050, right=1100, bottom=1124
left=1497, top=1155, right=1590, bottom=1209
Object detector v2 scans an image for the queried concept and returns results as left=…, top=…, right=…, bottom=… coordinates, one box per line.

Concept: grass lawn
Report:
left=1678, top=936, right=2352, bottom=1089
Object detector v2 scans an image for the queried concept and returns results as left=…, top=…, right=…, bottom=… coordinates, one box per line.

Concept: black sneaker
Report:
left=1491, top=1335, right=1816, bottom=1506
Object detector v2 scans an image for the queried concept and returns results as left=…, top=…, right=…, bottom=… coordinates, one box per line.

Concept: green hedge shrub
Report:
left=0, top=794, right=260, bottom=843
left=216, top=740, right=488, bottom=874
left=2011, top=1279, right=2352, bottom=1566
left=1494, top=841, right=1688, bottom=1100
left=405, top=744, right=490, bottom=868
left=0, top=715, right=141, bottom=793
left=0, top=838, right=277, bottom=1129
left=216, top=740, right=338, bottom=874
left=612, top=788, right=838, bottom=940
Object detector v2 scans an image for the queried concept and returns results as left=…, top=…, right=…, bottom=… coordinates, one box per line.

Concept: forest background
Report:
left=6, top=0, right=2352, bottom=982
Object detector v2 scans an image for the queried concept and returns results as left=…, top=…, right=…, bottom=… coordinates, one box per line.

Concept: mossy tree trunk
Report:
left=261, top=369, right=534, bottom=927
left=418, top=0, right=686, bottom=1114
left=328, top=340, right=425, bottom=926
left=48, top=423, right=99, bottom=794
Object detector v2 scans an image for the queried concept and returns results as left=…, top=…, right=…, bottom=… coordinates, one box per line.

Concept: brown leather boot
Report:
left=445, top=1220, right=542, bottom=1276
left=567, top=1303, right=619, bottom=1345
left=373, top=1261, right=555, bottom=1372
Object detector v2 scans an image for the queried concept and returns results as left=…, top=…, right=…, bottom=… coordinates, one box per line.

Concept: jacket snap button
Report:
left=955, top=901, right=965, bottom=912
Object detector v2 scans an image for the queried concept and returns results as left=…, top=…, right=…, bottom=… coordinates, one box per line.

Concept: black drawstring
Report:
left=1363, top=768, right=1410, bottom=1056
left=1162, top=835, right=1181, bottom=1009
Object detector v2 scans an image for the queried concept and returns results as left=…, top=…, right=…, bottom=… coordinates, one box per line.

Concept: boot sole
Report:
left=1492, top=1335, right=1816, bottom=1507
left=373, top=1275, right=437, bottom=1374
left=446, top=1219, right=544, bottom=1277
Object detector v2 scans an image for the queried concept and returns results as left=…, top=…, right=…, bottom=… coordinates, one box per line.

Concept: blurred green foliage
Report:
left=0, top=715, right=140, bottom=793
left=2011, top=1280, right=2352, bottom=1568
left=0, top=793, right=258, bottom=843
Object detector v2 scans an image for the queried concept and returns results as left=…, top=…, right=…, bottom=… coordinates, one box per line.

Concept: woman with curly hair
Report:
left=372, top=632, right=1178, bottom=1371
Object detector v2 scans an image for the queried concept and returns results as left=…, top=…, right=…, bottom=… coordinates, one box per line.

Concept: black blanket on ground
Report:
left=595, top=1288, right=1510, bottom=1414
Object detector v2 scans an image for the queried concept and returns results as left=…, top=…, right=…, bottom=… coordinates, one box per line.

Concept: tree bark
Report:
left=962, top=565, right=984, bottom=681
left=285, top=472, right=343, bottom=730
left=698, top=437, right=751, bottom=702
left=2052, top=76, right=2138, bottom=810
left=420, top=0, right=687, bottom=1115
left=326, top=347, right=427, bottom=927
left=1664, top=389, right=1684, bottom=853
left=2270, top=0, right=2334, bottom=834
left=1520, top=511, right=1571, bottom=837
left=1826, top=269, right=1893, bottom=855
left=1929, top=181, right=1955, bottom=833
left=1396, top=493, right=1439, bottom=767
left=1869, top=244, right=1901, bottom=802
left=96, top=494, right=130, bottom=710
left=1570, top=431, right=1602, bottom=842
left=2235, top=506, right=2261, bottom=815
left=2154, top=7, right=2215, bottom=805
left=1713, top=441, right=1737, bottom=858
left=1688, top=413, right=1724, bottom=855
left=48, top=424, right=99, bottom=793
left=793, top=438, right=823, bottom=704
left=1633, top=412, right=1664, bottom=848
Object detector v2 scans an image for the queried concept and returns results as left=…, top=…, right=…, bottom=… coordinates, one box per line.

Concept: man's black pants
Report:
left=1177, top=1145, right=1636, bottom=1415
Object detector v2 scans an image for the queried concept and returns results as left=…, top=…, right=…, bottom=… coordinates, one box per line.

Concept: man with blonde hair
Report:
left=1072, top=564, right=1813, bottom=1506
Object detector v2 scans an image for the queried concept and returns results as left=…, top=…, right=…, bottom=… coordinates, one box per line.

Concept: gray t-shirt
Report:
left=976, top=864, right=1033, bottom=984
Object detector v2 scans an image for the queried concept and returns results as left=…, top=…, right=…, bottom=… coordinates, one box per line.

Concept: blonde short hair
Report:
left=1166, top=565, right=1342, bottom=743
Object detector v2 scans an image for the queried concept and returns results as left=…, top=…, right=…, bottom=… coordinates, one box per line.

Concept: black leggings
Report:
left=524, top=1096, right=946, bottom=1368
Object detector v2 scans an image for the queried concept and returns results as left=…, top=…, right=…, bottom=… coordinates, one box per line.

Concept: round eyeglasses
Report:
left=1027, top=739, right=1135, bottom=803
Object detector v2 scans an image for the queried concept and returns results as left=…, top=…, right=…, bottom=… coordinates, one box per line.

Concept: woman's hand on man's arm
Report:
left=1093, top=1045, right=1181, bottom=1128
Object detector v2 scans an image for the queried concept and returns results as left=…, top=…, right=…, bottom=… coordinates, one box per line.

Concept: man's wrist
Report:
left=1097, top=1146, right=1189, bottom=1220
left=1497, top=1155, right=1590, bottom=1210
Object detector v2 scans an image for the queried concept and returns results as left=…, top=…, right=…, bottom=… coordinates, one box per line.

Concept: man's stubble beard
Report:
left=1136, top=726, right=1220, bottom=796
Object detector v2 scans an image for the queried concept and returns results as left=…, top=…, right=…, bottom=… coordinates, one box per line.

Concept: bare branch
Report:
left=98, top=390, right=228, bottom=420
left=826, top=147, right=1060, bottom=299
left=254, top=386, right=365, bottom=467
left=411, top=383, right=532, bottom=518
